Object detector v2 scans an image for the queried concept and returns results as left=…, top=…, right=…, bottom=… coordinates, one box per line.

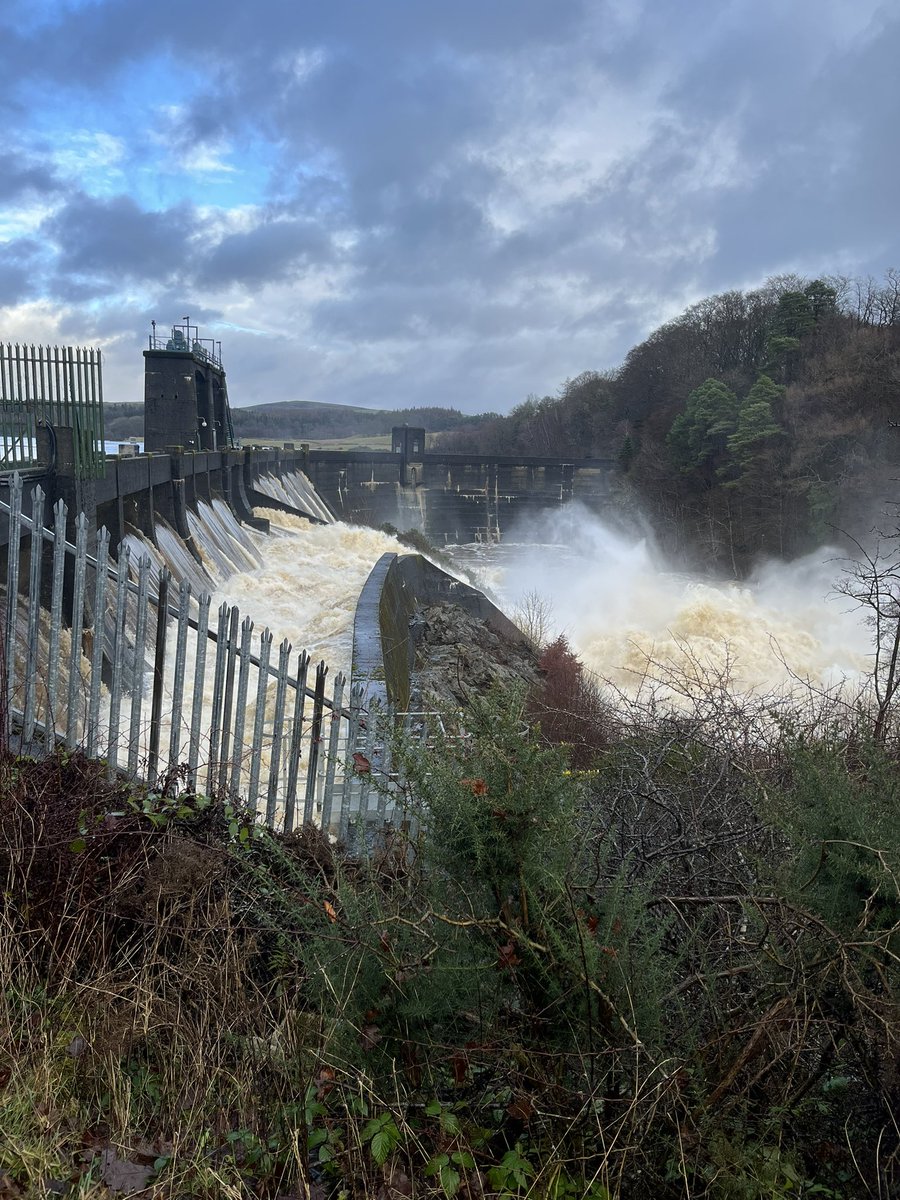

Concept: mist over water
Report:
left=139, top=489, right=874, bottom=708
left=449, top=504, right=873, bottom=700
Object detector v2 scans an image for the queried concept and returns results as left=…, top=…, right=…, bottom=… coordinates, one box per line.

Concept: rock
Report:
left=412, top=602, right=539, bottom=710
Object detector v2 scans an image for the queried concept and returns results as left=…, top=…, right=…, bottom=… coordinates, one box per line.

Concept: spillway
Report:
left=447, top=506, right=873, bottom=706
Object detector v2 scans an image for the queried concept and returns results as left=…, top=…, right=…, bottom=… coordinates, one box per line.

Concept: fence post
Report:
left=106, top=545, right=131, bottom=778
left=86, top=526, right=110, bottom=756
left=266, top=638, right=292, bottom=827
left=64, top=512, right=88, bottom=749
left=3, top=473, right=23, bottom=738
left=167, top=578, right=192, bottom=776
left=22, top=486, right=46, bottom=748
left=320, top=673, right=345, bottom=831
left=188, top=593, right=211, bottom=787
left=218, top=606, right=240, bottom=794
left=303, top=660, right=328, bottom=826
left=229, top=615, right=254, bottom=801
left=147, top=567, right=170, bottom=786
left=207, top=603, right=231, bottom=795
left=126, top=555, right=151, bottom=776
left=284, top=650, right=310, bottom=832
left=248, top=627, right=272, bottom=807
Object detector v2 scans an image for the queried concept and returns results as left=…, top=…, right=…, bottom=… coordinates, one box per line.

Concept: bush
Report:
left=1, top=687, right=898, bottom=1197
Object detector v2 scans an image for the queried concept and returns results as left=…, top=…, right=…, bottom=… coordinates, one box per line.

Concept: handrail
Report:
left=0, top=493, right=355, bottom=718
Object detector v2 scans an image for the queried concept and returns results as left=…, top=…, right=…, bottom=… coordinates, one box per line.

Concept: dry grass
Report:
left=0, top=676, right=898, bottom=1200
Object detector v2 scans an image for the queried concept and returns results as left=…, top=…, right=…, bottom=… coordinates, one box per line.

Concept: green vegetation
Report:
left=228, top=402, right=488, bottom=444
left=2, top=635, right=898, bottom=1197
left=435, top=270, right=900, bottom=571
left=102, top=402, right=144, bottom=441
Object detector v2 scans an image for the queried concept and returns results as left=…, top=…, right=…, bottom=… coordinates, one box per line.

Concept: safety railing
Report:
left=0, top=343, right=105, bottom=479
left=0, top=474, right=399, bottom=837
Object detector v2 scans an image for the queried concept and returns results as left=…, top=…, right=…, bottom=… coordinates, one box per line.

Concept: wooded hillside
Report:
left=436, top=273, right=900, bottom=571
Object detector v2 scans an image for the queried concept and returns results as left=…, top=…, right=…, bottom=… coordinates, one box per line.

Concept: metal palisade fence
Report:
left=0, top=343, right=106, bottom=479
left=0, top=474, right=397, bottom=838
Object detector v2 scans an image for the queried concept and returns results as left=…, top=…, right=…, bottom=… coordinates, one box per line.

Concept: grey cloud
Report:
left=197, top=217, right=335, bottom=288
left=42, top=195, right=199, bottom=288
left=0, top=152, right=60, bottom=201
left=0, top=238, right=44, bottom=305
left=0, top=261, right=29, bottom=306
left=670, top=8, right=900, bottom=291
left=4, top=0, right=900, bottom=415
left=146, top=295, right=223, bottom=327
left=25, top=0, right=590, bottom=84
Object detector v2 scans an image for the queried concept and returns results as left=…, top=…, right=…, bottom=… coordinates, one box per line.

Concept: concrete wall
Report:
left=0, top=444, right=321, bottom=553
left=351, top=550, right=525, bottom=710
left=306, top=448, right=616, bottom=542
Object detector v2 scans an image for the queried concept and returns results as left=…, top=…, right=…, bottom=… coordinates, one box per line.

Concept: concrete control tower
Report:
left=143, top=319, right=234, bottom=452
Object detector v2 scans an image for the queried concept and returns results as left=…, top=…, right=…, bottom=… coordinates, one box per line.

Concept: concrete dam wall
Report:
left=305, top=446, right=617, bottom=542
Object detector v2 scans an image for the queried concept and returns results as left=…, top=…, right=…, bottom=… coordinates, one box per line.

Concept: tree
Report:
left=772, top=290, right=816, bottom=340
left=618, top=433, right=636, bottom=472
left=667, top=378, right=739, bottom=475
left=723, top=374, right=785, bottom=489
left=836, top=531, right=900, bottom=743
left=803, top=278, right=837, bottom=322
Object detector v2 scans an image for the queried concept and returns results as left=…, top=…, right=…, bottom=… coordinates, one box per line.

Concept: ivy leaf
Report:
left=439, top=1110, right=461, bottom=1136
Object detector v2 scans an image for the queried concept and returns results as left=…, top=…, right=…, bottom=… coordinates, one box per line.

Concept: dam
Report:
left=0, top=328, right=874, bottom=839
left=0, top=328, right=557, bottom=840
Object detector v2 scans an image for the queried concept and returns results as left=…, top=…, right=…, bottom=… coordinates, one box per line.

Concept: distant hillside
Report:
left=102, top=400, right=491, bottom=443
left=103, top=403, right=144, bottom=440
left=229, top=401, right=490, bottom=441
left=434, top=271, right=900, bottom=572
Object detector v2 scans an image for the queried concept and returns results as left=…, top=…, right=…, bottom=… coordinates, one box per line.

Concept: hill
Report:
left=103, top=399, right=490, bottom=444
left=434, top=272, right=900, bottom=571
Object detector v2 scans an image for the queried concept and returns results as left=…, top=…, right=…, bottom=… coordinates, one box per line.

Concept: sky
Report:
left=0, top=0, right=897, bottom=414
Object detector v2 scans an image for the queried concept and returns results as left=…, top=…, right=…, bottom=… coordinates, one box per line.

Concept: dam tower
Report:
left=143, top=319, right=234, bottom=452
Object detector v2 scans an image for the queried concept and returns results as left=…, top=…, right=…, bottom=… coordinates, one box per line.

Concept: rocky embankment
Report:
left=410, top=601, right=539, bottom=710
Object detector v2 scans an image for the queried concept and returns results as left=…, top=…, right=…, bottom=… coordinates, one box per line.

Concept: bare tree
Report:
left=513, top=588, right=555, bottom=650
left=835, top=529, right=900, bottom=742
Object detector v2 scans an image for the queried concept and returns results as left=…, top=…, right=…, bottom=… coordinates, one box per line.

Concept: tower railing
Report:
left=147, top=322, right=223, bottom=368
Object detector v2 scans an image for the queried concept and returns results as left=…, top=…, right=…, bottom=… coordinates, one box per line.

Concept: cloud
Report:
left=0, top=0, right=898, bottom=412
left=197, top=216, right=336, bottom=287
left=52, top=130, right=125, bottom=178
left=0, top=152, right=61, bottom=202
left=42, top=194, right=200, bottom=291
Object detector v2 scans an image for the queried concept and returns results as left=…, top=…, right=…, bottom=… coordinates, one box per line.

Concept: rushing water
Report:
left=42, top=482, right=875, bottom=816
left=206, top=509, right=403, bottom=672
left=134, top=485, right=873, bottom=709
left=446, top=505, right=873, bottom=702
left=113, top=492, right=406, bottom=806
left=131, top=498, right=403, bottom=677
